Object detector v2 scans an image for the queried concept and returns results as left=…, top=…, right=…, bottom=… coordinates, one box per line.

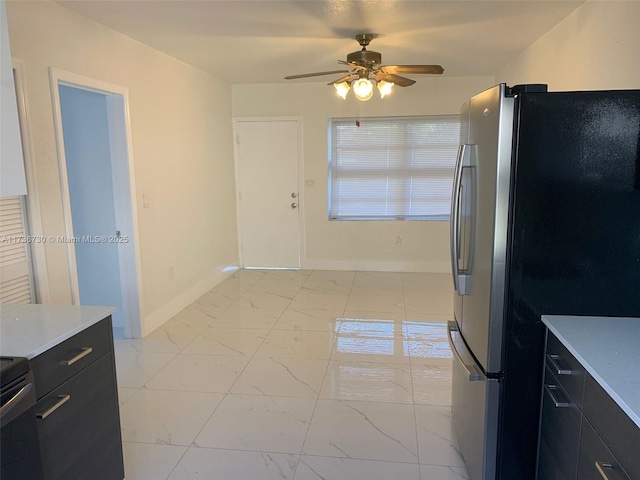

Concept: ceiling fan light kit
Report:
left=377, top=80, right=394, bottom=99
left=334, top=81, right=350, bottom=100
left=352, top=77, right=374, bottom=101
left=284, top=34, right=444, bottom=101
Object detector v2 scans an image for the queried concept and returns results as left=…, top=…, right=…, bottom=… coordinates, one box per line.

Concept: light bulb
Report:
left=334, top=82, right=350, bottom=100
left=377, top=80, right=394, bottom=99
left=353, top=78, right=373, bottom=101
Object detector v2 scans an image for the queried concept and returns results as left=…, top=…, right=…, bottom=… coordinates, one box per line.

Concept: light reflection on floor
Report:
left=114, top=270, right=469, bottom=480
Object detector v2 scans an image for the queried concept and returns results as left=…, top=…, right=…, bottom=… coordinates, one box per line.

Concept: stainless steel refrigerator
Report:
left=447, top=84, right=640, bottom=480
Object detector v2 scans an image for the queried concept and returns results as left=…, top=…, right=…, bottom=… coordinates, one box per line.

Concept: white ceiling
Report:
left=54, top=0, right=584, bottom=84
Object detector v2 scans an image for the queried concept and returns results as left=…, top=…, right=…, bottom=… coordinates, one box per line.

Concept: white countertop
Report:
left=0, top=304, right=115, bottom=359
left=542, top=315, right=640, bottom=429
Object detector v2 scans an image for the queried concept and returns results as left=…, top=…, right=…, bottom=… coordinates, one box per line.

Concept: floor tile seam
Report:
left=401, top=274, right=409, bottom=337
left=342, top=308, right=407, bottom=315
left=254, top=353, right=333, bottom=361
left=224, top=390, right=320, bottom=400
left=162, top=325, right=209, bottom=353
left=298, top=334, right=336, bottom=461
left=185, top=391, right=232, bottom=453
left=121, top=437, right=198, bottom=448
left=121, top=440, right=189, bottom=448
left=220, top=334, right=264, bottom=397
left=164, top=351, right=256, bottom=359
left=317, top=396, right=416, bottom=406
left=116, top=351, right=178, bottom=390
left=324, top=358, right=413, bottom=367
left=334, top=276, right=355, bottom=337
left=266, top=303, right=289, bottom=333
left=168, top=445, right=303, bottom=478
left=191, top=326, right=276, bottom=334
left=185, top=304, right=231, bottom=320
left=328, top=356, right=412, bottom=366
left=114, top=347, right=190, bottom=355
left=138, top=385, right=236, bottom=395
left=332, top=332, right=410, bottom=339
left=243, top=354, right=332, bottom=362
left=413, top=400, right=453, bottom=408
left=301, top=270, right=356, bottom=290
left=298, top=452, right=424, bottom=466
left=160, top=440, right=191, bottom=480
left=163, top=444, right=302, bottom=456
left=407, top=338, right=423, bottom=469
left=331, top=274, right=352, bottom=344
left=299, top=450, right=422, bottom=465
left=218, top=390, right=419, bottom=406
left=225, top=353, right=329, bottom=398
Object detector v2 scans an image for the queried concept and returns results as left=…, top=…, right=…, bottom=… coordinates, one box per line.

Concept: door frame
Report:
left=232, top=116, right=305, bottom=269
left=49, top=67, right=143, bottom=338
left=12, top=58, right=49, bottom=303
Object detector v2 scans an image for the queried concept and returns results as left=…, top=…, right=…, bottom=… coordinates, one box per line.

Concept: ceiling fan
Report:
left=284, top=34, right=444, bottom=101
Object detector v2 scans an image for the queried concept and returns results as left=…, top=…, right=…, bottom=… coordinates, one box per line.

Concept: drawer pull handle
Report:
left=60, top=347, right=93, bottom=366
left=36, top=394, right=71, bottom=419
left=595, top=461, right=623, bottom=480
left=544, top=384, right=571, bottom=408
left=547, top=354, right=572, bottom=375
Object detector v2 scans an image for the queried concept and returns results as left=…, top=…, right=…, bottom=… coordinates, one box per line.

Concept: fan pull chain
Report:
left=355, top=101, right=360, bottom=127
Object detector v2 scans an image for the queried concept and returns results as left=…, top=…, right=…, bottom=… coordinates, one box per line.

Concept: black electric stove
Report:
left=1, top=356, right=44, bottom=480
left=0, top=357, right=30, bottom=387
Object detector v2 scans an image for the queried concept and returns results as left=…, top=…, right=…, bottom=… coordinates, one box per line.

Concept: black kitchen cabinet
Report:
left=537, top=330, right=640, bottom=480
left=32, top=316, right=124, bottom=480
left=537, top=333, right=584, bottom=480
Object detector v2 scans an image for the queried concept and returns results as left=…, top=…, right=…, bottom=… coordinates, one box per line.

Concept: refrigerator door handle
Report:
left=450, top=145, right=464, bottom=293
left=447, top=321, right=486, bottom=381
left=450, top=145, right=473, bottom=295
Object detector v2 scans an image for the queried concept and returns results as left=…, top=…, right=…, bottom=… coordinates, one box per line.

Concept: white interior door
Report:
left=235, top=119, right=301, bottom=269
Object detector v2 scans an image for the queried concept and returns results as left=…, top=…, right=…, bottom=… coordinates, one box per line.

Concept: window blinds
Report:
left=0, top=196, right=34, bottom=303
left=329, top=115, right=460, bottom=220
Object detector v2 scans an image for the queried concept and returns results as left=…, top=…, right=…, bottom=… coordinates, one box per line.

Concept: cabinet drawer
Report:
left=578, top=419, right=630, bottom=480
left=582, top=373, right=640, bottom=478
left=31, top=316, right=113, bottom=399
left=537, top=365, right=581, bottom=480
left=35, top=352, right=124, bottom=480
left=545, top=332, right=586, bottom=408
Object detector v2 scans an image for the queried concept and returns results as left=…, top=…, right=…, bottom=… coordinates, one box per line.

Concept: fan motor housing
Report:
left=347, top=49, right=382, bottom=66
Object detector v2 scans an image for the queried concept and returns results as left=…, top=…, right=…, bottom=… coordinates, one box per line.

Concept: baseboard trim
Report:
left=300, top=258, right=450, bottom=273
left=141, top=264, right=239, bottom=337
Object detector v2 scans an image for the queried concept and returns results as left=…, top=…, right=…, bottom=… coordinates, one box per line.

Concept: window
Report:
left=328, top=115, right=460, bottom=220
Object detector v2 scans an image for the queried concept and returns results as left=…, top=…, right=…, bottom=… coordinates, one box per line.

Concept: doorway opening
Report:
left=50, top=68, right=143, bottom=338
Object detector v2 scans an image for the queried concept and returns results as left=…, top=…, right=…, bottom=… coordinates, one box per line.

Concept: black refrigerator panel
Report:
left=497, top=90, right=640, bottom=479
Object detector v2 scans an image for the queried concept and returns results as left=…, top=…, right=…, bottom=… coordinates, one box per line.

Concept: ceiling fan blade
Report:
left=379, top=65, right=444, bottom=75
left=328, top=74, right=358, bottom=85
left=284, top=70, right=350, bottom=80
left=374, top=72, right=416, bottom=87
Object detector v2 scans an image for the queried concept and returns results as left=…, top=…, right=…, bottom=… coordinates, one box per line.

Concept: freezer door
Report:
left=460, top=84, right=514, bottom=373
left=449, top=321, right=499, bottom=480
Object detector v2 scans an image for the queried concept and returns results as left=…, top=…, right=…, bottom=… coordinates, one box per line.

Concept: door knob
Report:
left=291, top=192, right=297, bottom=198
left=291, top=202, right=298, bottom=209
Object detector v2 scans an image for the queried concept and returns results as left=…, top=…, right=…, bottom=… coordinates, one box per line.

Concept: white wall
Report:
left=6, top=0, right=239, bottom=335
left=497, top=1, right=640, bottom=90
left=232, top=76, right=495, bottom=272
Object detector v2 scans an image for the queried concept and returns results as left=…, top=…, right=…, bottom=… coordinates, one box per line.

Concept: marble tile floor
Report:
left=114, top=269, right=470, bottom=480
